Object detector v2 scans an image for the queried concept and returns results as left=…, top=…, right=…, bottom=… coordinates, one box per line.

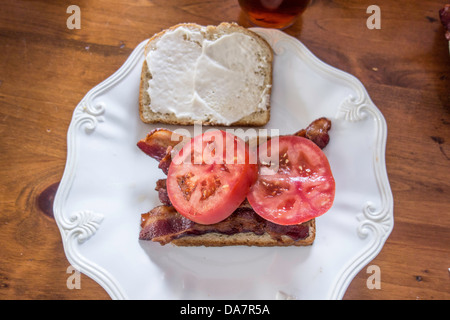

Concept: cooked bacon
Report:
left=294, top=117, right=331, bottom=149
left=155, top=179, right=171, bottom=206
left=156, top=177, right=254, bottom=210
left=137, top=128, right=184, bottom=161
left=139, top=205, right=310, bottom=245
left=157, top=146, right=172, bottom=175
left=139, top=206, right=196, bottom=244
left=137, top=117, right=332, bottom=173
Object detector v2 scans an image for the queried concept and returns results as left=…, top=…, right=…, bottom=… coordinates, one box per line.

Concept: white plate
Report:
left=54, top=28, right=394, bottom=300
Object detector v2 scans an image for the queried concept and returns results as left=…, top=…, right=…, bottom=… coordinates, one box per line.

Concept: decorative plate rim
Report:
left=54, top=28, right=394, bottom=300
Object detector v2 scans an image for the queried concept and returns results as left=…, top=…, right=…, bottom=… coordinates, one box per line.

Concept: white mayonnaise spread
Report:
left=145, top=26, right=271, bottom=125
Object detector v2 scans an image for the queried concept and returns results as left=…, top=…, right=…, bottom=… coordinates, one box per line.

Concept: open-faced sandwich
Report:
left=137, top=118, right=335, bottom=246
left=137, top=23, right=335, bottom=247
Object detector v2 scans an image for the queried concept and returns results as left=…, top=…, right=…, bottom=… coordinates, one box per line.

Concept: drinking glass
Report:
left=238, top=0, right=311, bottom=29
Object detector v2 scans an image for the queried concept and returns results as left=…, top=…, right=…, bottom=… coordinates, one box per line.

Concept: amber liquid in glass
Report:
left=239, top=0, right=310, bottom=29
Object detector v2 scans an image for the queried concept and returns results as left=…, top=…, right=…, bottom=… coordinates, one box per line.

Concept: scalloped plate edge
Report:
left=54, top=30, right=394, bottom=300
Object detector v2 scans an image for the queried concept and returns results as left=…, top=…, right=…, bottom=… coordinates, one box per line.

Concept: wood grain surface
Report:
left=1, top=0, right=449, bottom=300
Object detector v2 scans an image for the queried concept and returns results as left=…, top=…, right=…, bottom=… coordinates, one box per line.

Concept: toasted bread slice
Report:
left=139, top=204, right=316, bottom=247
left=170, top=219, right=316, bottom=247
left=139, top=22, right=273, bottom=126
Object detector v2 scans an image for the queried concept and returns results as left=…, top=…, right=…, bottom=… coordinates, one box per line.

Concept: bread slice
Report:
left=139, top=22, right=273, bottom=126
left=171, top=219, right=316, bottom=247
left=139, top=203, right=316, bottom=247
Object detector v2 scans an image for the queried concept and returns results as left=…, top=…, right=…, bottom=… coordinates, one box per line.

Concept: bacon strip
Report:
left=139, top=205, right=310, bottom=245
left=155, top=179, right=171, bottom=206
left=294, top=117, right=331, bottom=149
left=137, top=118, right=332, bottom=169
left=137, top=128, right=184, bottom=161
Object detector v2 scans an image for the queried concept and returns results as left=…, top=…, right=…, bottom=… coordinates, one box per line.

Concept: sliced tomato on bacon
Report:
left=247, top=136, right=335, bottom=225
left=166, top=130, right=258, bottom=225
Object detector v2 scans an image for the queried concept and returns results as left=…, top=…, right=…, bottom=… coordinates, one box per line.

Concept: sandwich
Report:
left=137, top=118, right=335, bottom=247
left=137, top=23, right=334, bottom=247
left=139, top=22, right=273, bottom=127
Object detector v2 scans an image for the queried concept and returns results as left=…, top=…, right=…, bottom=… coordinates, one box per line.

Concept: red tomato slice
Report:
left=166, top=130, right=258, bottom=225
left=247, top=136, right=335, bottom=225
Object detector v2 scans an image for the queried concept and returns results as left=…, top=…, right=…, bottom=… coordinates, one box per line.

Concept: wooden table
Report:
left=1, top=0, right=449, bottom=300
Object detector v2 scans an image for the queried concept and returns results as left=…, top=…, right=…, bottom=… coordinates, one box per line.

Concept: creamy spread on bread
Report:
left=145, top=26, right=271, bottom=125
